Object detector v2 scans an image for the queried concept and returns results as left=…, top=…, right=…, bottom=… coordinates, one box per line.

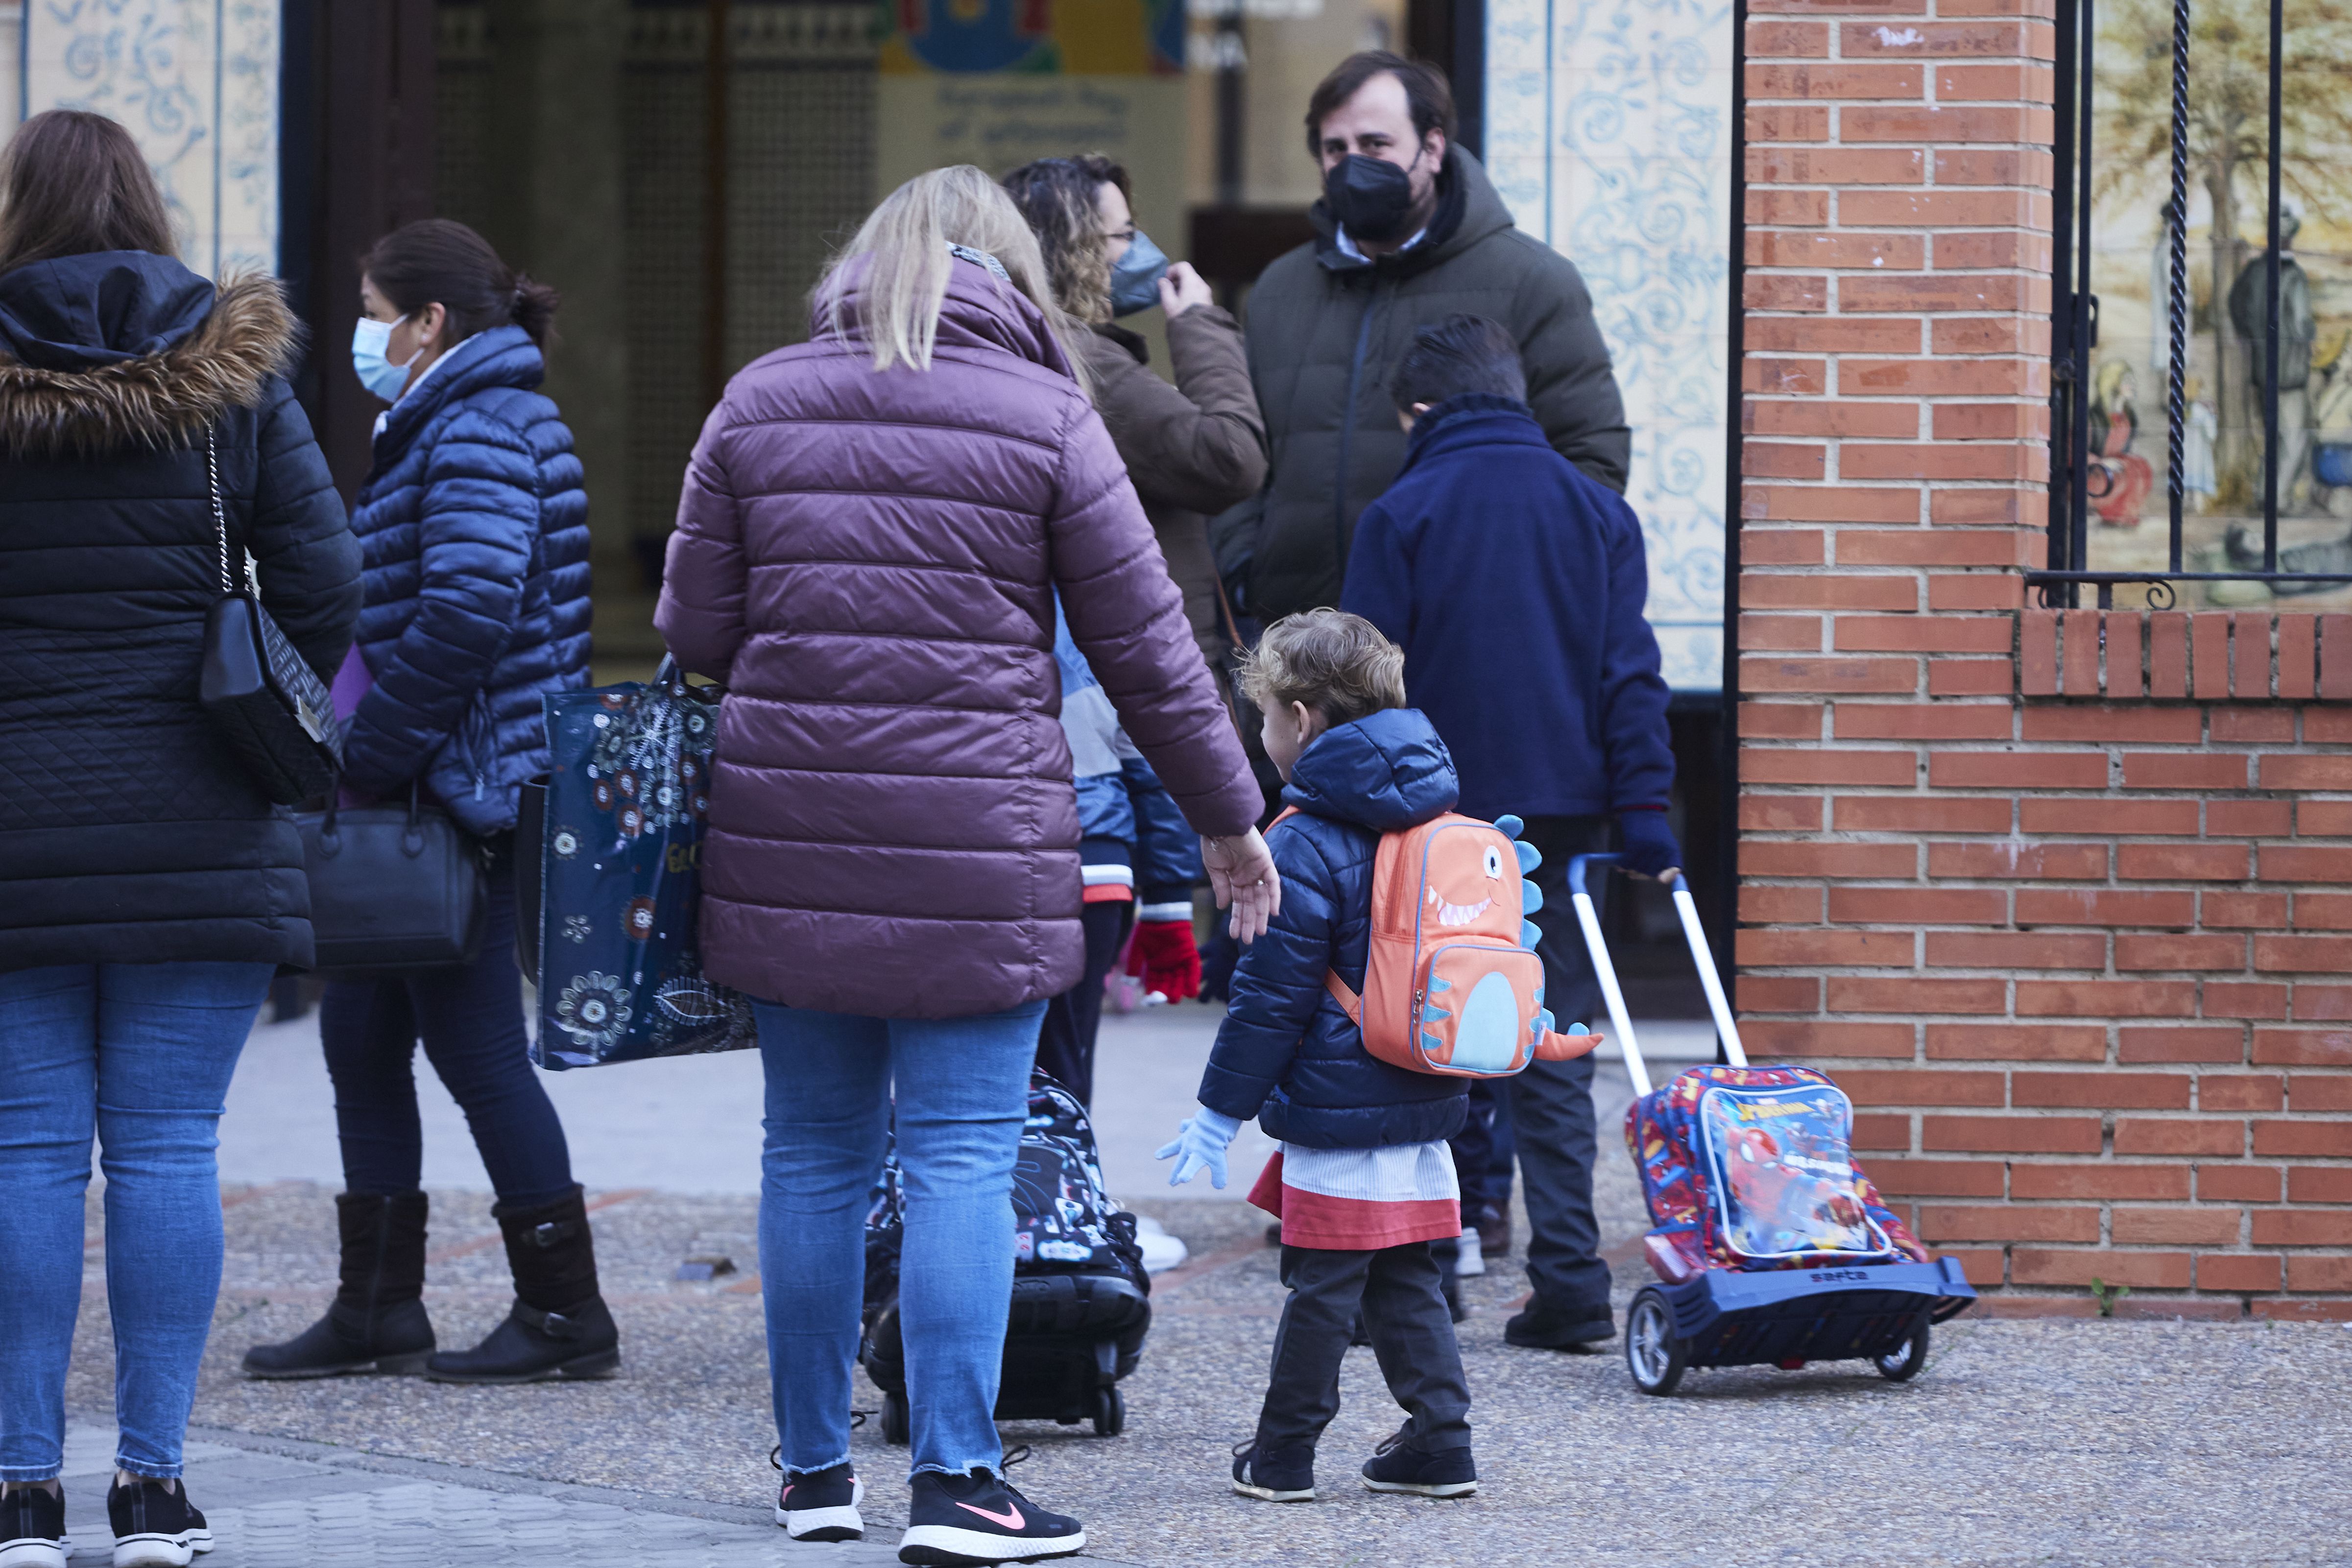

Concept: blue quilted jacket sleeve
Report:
left=247, top=380, right=360, bottom=681
left=342, top=408, right=538, bottom=795
left=1197, top=818, right=1345, bottom=1123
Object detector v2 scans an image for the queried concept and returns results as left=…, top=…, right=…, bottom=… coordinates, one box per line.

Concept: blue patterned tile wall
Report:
left=20, top=0, right=280, bottom=280
left=1488, top=0, right=1733, bottom=692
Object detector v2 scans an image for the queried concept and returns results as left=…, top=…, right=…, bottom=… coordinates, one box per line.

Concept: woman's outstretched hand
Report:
left=1201, top=828, right=1280, bottom=944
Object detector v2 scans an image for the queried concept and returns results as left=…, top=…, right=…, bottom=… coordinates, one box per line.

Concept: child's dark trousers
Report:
left=1254, top=1240, right=1471, bottom=1454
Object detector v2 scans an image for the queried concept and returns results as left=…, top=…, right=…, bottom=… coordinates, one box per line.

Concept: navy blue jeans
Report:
left=1034, top=899, right=1131, bottom=1106
left=0, top=961, right=272, bottom=1480
left=320, top=849, right=574, bottom=1205
left=1503, top=815, right=1612, bottom=1323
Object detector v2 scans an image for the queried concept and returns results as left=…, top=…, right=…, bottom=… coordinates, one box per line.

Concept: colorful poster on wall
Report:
left=19, top=0, right=280, bottom=280
left=2076, top=0, right=2352, bottom=609
left=1485, top=0, right=1735, bottom=692
left=875, top=0, right=1190, bottom=298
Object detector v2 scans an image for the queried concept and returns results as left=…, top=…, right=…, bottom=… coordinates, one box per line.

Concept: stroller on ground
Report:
left=1569, top=854, right=1976, bottom=1396
left=860, top=1070, right=1150, bottom=1439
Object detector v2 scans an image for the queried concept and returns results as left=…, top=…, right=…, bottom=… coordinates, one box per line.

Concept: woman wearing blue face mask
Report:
left=240, top=218, right=608, bottom=1389
left=1003, top=157, right=1267, bottom=680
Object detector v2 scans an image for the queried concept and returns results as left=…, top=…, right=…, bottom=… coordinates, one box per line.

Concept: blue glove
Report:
left=1618, top=809, right=1683, bottom=879
left=1156, top=1107, right=1243, bottom=1189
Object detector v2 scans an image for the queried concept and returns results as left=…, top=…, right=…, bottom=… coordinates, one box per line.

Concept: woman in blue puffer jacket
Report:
left=241, top=219, right=609, bottom=1387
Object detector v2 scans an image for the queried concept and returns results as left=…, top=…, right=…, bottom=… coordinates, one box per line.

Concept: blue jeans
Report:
left=753, top=998, right=1046, bottom=1480
left=0, top=962, right=272, bottom=1481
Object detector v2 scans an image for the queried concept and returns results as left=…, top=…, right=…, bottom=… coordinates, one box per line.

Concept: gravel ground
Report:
left=61, top=1066, right=2352, bottom=1566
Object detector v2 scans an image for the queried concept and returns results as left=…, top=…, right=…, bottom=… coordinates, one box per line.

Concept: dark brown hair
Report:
left=1238, top=609, right=1408, bottom=727
left=360, top=218, right=559, bottom=347
left=1392, top=313, right=1526, bottom=410
left=1304, top=51, right=1456, bottom=156
left=0, top=110, right=177, bottom=275
left=1000, top=155, right=1130, bottom=326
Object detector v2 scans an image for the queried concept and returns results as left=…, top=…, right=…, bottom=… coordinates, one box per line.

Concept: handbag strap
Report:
left=1211, top=572, right=1247, bottom=654
left=318, top=780, right=422, bottom=838
left=204, top=426, right=240, bottom=598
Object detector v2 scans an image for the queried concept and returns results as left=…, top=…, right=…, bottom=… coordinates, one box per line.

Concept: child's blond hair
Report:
left=1236, top=609, right=1407, bottom=728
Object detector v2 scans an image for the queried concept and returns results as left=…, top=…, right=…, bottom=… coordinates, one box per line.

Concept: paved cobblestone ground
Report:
left=62, top=1174, right=2352, bottom=1563
left=54, top=1423, right=901, bottom=1567
left=50, top=1014, right=2352, bottom=1564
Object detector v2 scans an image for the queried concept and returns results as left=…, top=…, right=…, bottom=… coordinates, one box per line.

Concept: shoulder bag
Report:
left=297, top=784, right=489, bottom=974
left=197, top=427, right=343, bottom=803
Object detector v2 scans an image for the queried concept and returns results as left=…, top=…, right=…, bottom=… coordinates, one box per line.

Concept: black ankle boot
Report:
left=243, top=1191, right=434, bottom=1378
left=425, top=1185, right=620, bottom=1384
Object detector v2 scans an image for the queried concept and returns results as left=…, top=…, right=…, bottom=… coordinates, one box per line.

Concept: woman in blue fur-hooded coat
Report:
left=240, top=220, right=612, bottom=1390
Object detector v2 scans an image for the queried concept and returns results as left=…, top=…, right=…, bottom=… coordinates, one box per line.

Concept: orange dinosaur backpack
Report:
left=1279, top=810, right=1599, bottom=1079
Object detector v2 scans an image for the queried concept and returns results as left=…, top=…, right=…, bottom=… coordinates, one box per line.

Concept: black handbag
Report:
left=297, top=786, right=489, bottom=973
left=197, top=427, right=342, bottom=803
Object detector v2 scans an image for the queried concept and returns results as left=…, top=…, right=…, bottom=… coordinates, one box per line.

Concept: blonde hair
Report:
left=814, top=165, right=1093, bottom=396
left=1238, top=610, right=1407, bottom=727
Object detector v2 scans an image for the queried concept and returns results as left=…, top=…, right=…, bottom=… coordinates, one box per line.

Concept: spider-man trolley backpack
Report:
left=1569, top=855, right=1976, bottom=1396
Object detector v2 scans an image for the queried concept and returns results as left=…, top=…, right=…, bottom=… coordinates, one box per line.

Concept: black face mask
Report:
left=1322, top=150, right=1424, bottom=243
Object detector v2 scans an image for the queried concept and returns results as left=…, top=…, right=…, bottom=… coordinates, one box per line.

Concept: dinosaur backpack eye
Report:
left=1484, top=844, right=1503, bottom=880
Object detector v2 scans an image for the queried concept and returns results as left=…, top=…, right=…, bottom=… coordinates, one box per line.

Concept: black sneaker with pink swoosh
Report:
left=772, top=1457, right=864, bottom=1543
left=897, top=1449, right=1084, bottom=1566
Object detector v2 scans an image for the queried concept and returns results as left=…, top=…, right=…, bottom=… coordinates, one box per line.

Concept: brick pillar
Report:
left=1738, top=0, right=2351, bottom=1314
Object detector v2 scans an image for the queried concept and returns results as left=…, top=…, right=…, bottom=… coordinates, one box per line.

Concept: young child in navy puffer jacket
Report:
left=1158, top=609, right=1479, bottom=1505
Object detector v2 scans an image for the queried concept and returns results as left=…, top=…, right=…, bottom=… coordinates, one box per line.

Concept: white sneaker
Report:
left=1454, top=1228, right=1485, bottom=1277
left=1133, top=1214, right=1189, bottom=1273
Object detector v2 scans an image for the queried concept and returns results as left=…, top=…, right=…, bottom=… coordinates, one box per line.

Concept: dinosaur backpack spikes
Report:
left=1289, top=809, right=1598, bottom=1079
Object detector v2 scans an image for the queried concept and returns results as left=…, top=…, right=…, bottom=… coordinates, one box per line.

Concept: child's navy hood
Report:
left=1281, top=707, right=1459, bottom=832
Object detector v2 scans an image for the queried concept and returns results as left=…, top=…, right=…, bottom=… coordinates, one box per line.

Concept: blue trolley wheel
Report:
left=882, top=1391, right=911, bottom=1444
left=1627, top=1287, right=1689, bottom=1396
left=1092, top=1387, right=1125, bottom=1437
left=1874, top=1321, right=1929, bottom=1382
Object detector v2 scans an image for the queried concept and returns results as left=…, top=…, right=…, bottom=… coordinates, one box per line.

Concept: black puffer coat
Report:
left=0, top=251, right=360, bottom=972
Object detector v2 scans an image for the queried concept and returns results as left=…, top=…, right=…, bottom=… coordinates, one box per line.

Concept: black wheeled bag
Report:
left=860, top=1071, right=1151, bottom=1441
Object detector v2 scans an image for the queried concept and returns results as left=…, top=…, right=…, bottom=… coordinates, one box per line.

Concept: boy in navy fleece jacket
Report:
left=1340, top=314, right=1679, bottom=1354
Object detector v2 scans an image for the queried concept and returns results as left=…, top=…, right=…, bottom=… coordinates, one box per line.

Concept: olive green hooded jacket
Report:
left=1215, top=145, right=1630, bottom=623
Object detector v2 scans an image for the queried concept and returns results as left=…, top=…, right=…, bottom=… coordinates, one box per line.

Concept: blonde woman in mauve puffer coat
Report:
left=655, top=166, right=1276, bottom=1558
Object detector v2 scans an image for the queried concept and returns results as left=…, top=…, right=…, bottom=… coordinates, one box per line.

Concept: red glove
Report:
left=1125, top=919, right=1201, bottom=1001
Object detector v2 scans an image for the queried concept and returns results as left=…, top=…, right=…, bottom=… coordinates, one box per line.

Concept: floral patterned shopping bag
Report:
left=529, top=660, right=756, bottom=1069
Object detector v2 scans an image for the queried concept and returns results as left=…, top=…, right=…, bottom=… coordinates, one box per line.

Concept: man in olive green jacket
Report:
left=1215, top=52, right=1630, bottom=623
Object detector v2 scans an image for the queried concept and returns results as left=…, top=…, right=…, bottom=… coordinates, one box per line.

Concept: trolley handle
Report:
left=1564, top=854, right=1748, bottom=1101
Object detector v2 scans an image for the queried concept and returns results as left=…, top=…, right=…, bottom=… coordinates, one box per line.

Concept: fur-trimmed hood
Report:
left=0, top=251, right=301, bottom=459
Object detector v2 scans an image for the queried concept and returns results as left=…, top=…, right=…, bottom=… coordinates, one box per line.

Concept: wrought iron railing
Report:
left=2035, top=0, right=2352, bottom=609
